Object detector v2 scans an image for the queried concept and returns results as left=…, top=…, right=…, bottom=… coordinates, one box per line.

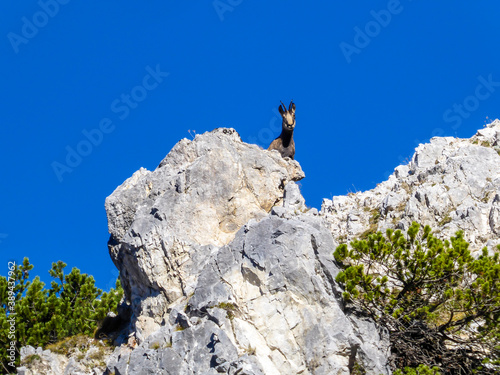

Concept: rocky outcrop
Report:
left=17, top=347, right=68, bottom=375
left=321, top=119, right=500, bottom=255
left=105, top=128, right=305, bottom=340
left=103, top=128, right=390, bottom=374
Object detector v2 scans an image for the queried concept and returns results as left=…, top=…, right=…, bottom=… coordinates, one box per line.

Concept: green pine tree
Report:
left=0, top=258, right=123, bottom=373
left=334, top=222, right=500, bottom=374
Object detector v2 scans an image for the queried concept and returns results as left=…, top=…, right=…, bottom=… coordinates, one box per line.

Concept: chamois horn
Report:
left=280, top=100, right=287, bottom=112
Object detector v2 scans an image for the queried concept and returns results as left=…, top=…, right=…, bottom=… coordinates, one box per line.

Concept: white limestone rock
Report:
left=321, top=119, right=500, bottom=255
left=107, top=215, right=390, bottom=375
left=105, top=128, right=304, bottom=338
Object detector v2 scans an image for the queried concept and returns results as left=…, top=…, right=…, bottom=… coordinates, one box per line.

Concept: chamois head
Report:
left=278, top=100, right=296, bottom=131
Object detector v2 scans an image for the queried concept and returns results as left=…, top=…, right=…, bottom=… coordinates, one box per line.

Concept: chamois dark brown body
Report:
left=268, top=132, right=295, bottom=159
left=268, top=100, right=296, bottom=159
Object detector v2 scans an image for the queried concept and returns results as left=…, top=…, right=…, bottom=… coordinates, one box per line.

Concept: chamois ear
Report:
left=289, top=101, right=295, bottom=114
left=279, top=102, right=286, bottom=115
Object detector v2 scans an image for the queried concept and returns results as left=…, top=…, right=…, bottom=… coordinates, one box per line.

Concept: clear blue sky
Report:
left=1, top=1, right=500, bottom=291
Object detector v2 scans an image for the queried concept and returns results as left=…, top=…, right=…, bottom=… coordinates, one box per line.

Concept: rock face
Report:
left=106, top=213, right=390, bottom=375
left=321, top=119, right=500, bottom=255
left=103, top=128, right=391, bottom=374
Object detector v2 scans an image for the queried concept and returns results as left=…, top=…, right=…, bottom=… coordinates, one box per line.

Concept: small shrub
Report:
left=244, top=344, right=256, bottom=355
left=438, top=215, right=452, bottom=226
left=216, top=302, right=237, bottom=320
left=86, top=347, right=108, bottom=362
left=482, top=191, right=492, bottom=203
left=23, top=354, right=41, bottom=366
left=150, top=342, right=160, bottom=350
left=401, top=182, right=412, bottom=195
left=359, top=210, right=381, bottom=239
left=370, top=209, right=381, bottom=223
left=337, top=234, right=348, bottom=244
left=334, top=222, right=500, bottom=374
left=46, top=334, right=90, bottom=355
left=351, top=361, right=367, bottom=374
left=394, top=364, right=441, bottom=375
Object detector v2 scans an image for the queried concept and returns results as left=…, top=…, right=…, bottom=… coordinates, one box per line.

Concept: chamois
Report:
left=268, top=100, right=296, bottom=159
